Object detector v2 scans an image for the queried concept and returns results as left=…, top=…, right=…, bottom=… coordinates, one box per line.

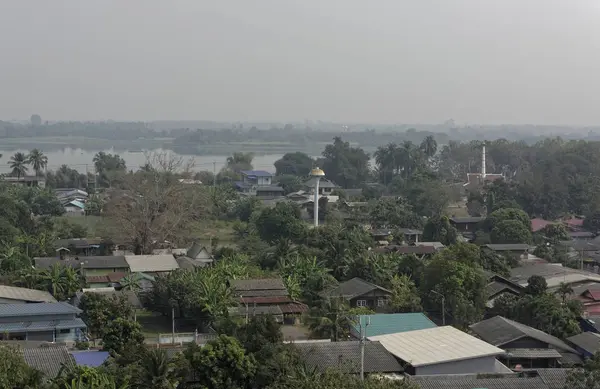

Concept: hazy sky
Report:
left=1, top=0, right=600, bottom=125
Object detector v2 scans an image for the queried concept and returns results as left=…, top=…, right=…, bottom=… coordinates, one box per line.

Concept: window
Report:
left=59, top=329, right=71, bottom=334
left=356, top=300, right=367, bottom=307
left=377, top=299, right=387, bottom=307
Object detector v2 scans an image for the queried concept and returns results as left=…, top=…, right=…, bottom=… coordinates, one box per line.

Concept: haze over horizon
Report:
left=1, top=0, right=599, bottom=126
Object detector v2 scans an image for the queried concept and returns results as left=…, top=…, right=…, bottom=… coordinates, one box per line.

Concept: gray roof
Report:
left=485, top=244, right=531, bottom=251
left=74, top=289, right=143, bottom=309
left=0, top=318, right=86, bottom=333
left=294, top=341, right=402, bottom=374
left=34, top=256, right=128, bottom=270
left=256, top=185, right=285, bottom=192
left=567, top=332, right=600, bottom=354
left=175, top=256, right=208, bottom=270
left=533, top=369, right=570, bottom=389
left=505, top=348, right=562, bottom=359
left=0, top=285, right=56, bottom=303
left=0, top=302, right=81, bottom=318
left=486, top=278, right=523, bottom=299
left=409, top=372, right=555, bottom=389
left=22, top=345, right=75, bottom=378
left=125, top=255, right=179, bottom=273
left=230, top=305, right=283, bottom=317
left=231, top=278, right=287, bottom=292
left=449, top=216, right=485, bottom=224
left=509, top=263, right=581, bottom=283
left=324, top=277, right=391, bottom=300
left=469, top=316, right=577, bottom=353
left=186, top=243, right=213, bottom=261
left=303, top=177, right=338, bottom=188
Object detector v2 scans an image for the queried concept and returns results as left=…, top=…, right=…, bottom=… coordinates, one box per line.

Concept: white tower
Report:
left=310, top=167, right=325, bottom=227
left=481, top=144, right=486, bottom=178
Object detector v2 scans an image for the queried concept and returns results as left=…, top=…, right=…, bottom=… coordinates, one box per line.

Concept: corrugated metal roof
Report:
left=34, top=256, right=128, bottom=270
left=22, top=346, right=75, bottom=378
left=231, top=278, right=287, bottom=291
left=240, top=170, right=272, bottom=177
left=125, top=255, right=179, bottom=273
left=505, top=348, right=562, bottom=359
left=0, top=318, right=85, bottom=333
left=369, top=326, right=504, bottom=367
left=324, top=277, right=391, bottom=300
left=353, top=313, right=437, bottom=337
left=486, top=244, right=531, bottom=251
left=409, top=372, right=551, bottom=389
left=0, top=302, right=81, bottom=317
left=567, top=332, right=600, bottom=354
left=0, top=285, right=56, bottom=303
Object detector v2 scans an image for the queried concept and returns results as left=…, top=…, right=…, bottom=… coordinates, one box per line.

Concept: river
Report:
left=0, top=148, right=285, bottom=174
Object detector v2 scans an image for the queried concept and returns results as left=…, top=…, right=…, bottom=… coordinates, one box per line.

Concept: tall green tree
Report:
left=9, top=152, right=29, bottom=178
left=388, top=275, right=422, bottom=313
left=0, top=345, right=43, bottom=388
left=226, top=152, right=254, bottom=173
left=274, top=152, right=314, bottom=176
left=491, top=219, right=533, bottom=244
left=422, top=215, right=458, bottom=245
left=102, top=318, right=145, bottom=355
left=321, top=137, right=370, bottom=188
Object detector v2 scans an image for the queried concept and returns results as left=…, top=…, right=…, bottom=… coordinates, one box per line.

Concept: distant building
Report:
left=234, top=170, right=285, bottom=198
left=1, top=175, right=46, bottom=188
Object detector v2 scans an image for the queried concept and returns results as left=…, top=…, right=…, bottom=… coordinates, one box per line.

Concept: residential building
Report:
left=449, top=216, right=485, bottom=232
left=570, top=231, right=595, bottom=240
left=1, top=175, right=46, bottom=188
left=235, top=170, right=280, bottom=195
left=0, top=285, right=56, bottom=304
left=229, top=278, right=308, bottom=323
left=53, top=238, right=113, bottom=256
left=350, top=313, right=436, bottom=339
left=510, top=263, right=600, bottom=295
left=0, top=303, right=86, bottom=342
left=567, top=332, right=600, bottom=358
left=294, top=341, right=402, bottom=376
left=302, top=177, right=338, bottom=196
left=531, top=218, right=555, bottom=233
left=33, top=255, right=129, bottom=277
left=21, top=344, right=76, bottom=378
left=229, top=305, right=284, bottom=323
left=185, top=243, right=214, bottom=265
left=369, top=326, right=508, bottom=375
left=416, top=241, right=446, bottom=251
left=469, top=316, right=581, bottom=368
left=483, top=270, right=524, bottom=308
left=64, top=200, right=85, bottom=214
left=408, top=369, right=569, bottom=389
left=485, top=243, right=531, bottom=256
left=84, top=272, right=128, bottom=288
left=124, top=255, right=180, bottom=275
left=323, top=277, right=392, bottom=312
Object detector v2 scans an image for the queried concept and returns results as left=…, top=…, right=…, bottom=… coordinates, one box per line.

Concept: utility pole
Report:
left=358, top=316, right=371, bottom=381
left=213, top=161, right=216, bottom=186
left=172, top=306, right=175, bottom=344
left=431, top=290, right=445, bottom=326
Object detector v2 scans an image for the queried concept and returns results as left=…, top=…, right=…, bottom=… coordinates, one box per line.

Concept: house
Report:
left=570, top=231, right=595, bottom=240
left=564, top=218, right=585, bottom=231
left=255, top=185, right=285, bottom=198
left=369, top=326, right=508, bottom=375
left=483, top=271, right=524, bottom=308
left=229, top=305, right=284, bottom=323
left=20, top=344, right=76, bottom=378
left=323, top=277, right=392, bottom=311
left=229, top=278, right=308, bottom=323
left=294, top=340, right=402, bottom=376
left=567, top=332, right=600, bottom=358
left=0, top=285, right=56, bottom=304
left=485, top=244, right=531, bottom=256
left=302, top=177, right=339, bottom=196
left=570, top=284, right=600, bottom=315
left=350, top=313, right=436, bottom=339
left=510, top=263, right=600, bottom=292
left=449, top=216, right=485, bottom=232
left=416, top=242, right=446, bottom=251
left=64, top=200, right=85, bottom=214
left=0, top=303, right=86, bottom=342
left=85, top=272, right=128, bottom=288
left=531, top=218, right=555, bottom=233
left=33, top=255, right=129, bottom=277
left=469, top=316, right=581, bottom=368
left=235, top=170, right=275, bottom=194
left=185, top=243, right=214, bottom=265
left=408, top=369, right=569, bottom=389
left=0, top=175, right=46, bottom=188
left=124, top=255, right=180, bottom=275
left=53, top=238, right=113, bottom=256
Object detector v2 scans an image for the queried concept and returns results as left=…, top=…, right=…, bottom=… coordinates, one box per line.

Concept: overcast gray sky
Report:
left=1, top=0, right=599, bottom=125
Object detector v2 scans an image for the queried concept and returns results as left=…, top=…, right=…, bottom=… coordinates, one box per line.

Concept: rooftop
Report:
left=324, top=277, right=391, bottom=300
left=240, top=170, right=273, bottom=177
left=22, top=345, right=75, bottom=378
left=0, top=285, right=56, bottom=303
left=352, top=313, right=437, bottom=337
left=124, top=254, right=179, bottom=273
left=469, top=316, right=577, bottom=353
left=0, top=302, right=81, bottom=318
left=294, top=340, right=402, bottom=374
left=70, top=350, right=110, bottom=367
left=34, top=255, right=128, bottom=270
left=485, top=244, right=531, bottom=251
left=567, top=332, right=600, bottom=355
left=369, top=326, right=504, bottom=367
left=231, top=278, right=287, bottom=294
left=449, top=216, right=485, bottom=224
left=0, top=318, right=86, bottom=333
left=408, top=370, right=567, bottom=389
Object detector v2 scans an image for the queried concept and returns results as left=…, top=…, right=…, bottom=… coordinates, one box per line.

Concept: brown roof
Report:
left=279, top=302, right=309, bottom=314
left=240, top=296, right=292, bottom=304
left=85, top=272, right=126, bottom=284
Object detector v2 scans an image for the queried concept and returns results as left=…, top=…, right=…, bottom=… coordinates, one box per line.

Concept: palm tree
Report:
left=556, top=282, right=574, bottom=303
left=420, top=135, right=438, bottom=158
left=118, top=273, right=141, bottom=292
left=9, top=152, right=29, bottom=179
left=40, top=264, right=81, bottom=301
left=136, top=349, right=177, bottom=389
left=305, top=297, right=354, bottom=341
left=27, top=149, right=48, bottom=176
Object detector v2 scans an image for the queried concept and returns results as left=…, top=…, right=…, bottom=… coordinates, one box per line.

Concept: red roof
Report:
left=531, top=218, right=553, bottom=233
left=564, top=218, right=585, bottom=228
left=240, top=296, right=292, bottom=304
left=85, top=272, right=126, bottom=284
left=279, top=303, right=309, bottom=314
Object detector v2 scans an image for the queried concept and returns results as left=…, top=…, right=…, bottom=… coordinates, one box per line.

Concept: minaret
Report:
left=481, top=144, right=486, bottom=179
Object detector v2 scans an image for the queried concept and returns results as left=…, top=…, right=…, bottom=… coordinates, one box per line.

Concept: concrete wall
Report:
left=415, top=356, right=499, bottom=375
left=27, top=331, right=54, bottom=342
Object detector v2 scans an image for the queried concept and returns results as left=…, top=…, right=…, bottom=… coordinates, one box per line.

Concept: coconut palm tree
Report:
left=9, top=152, right=29, bottom=179
left=556, top=282, right=574, bottom=304
left=27, top=149, right=48, bottom=176
left=118, top=273, right=141, bottom=292
left=136, top=349, right=177, bottom=389
left=40, top=264, right=81, bottom=301
left=420, top=135, right=438, bottom=158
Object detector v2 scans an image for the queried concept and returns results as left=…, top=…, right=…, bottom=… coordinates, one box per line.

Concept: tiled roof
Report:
left=449, top=216, right=485, bottom=224
left=34, top=256, right=128, bottom=270
left=240, top=170, right=273, bottom=177
left=0, top=319, right=86, bottom=333
left=231, top=305, right=283, bottom=317
left=369, top=326, right=504, bottom=367
left=352, top=313, right=437, bottom=337
left=324, top=277, right=391, bottom=300
left=240, top=296, right=292, bottom=304
left=279, top=302, right=309, bottom=314
left=71, top=350, right=110, bottom=367
left=0, top=302, right=81, bottom=317
left=567, top=332, right=600, bottom=354
left=469, top=316, right=577, bottom=353
left=295, top=341, right=402, bottom=374
left=505, top=348, right=562, bottom=359
left=485, top=244, right=531, bottom=251
left=231, top=278, right=287, bottom=292
left=125, top=255, right=179, bottom=273
left=533, top=368, right=570, bottom=389
left=409, top=372, right=553, bottom=389
left=531, top=218, right=554, bottom=233
left=22, top=346, right=75, bottom=378
left=0, top=285, right=56, bottom=303
left=85, top=271, right=127, bottom=284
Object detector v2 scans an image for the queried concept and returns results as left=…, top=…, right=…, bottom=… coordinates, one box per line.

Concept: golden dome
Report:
left=310, top=167, right=325, bottom=177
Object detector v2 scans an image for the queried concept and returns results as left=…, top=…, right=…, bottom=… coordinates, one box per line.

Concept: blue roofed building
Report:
left=350, top=313, right=437, bottom=339
left=235, top=170, right=284, bottom=198
left=0, top=303, right=87, bottom=343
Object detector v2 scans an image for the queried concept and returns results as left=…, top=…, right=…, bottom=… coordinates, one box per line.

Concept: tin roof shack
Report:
left=369, top=326, right=508, bottom=375
left=0, top=303, right=86, bottom=343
